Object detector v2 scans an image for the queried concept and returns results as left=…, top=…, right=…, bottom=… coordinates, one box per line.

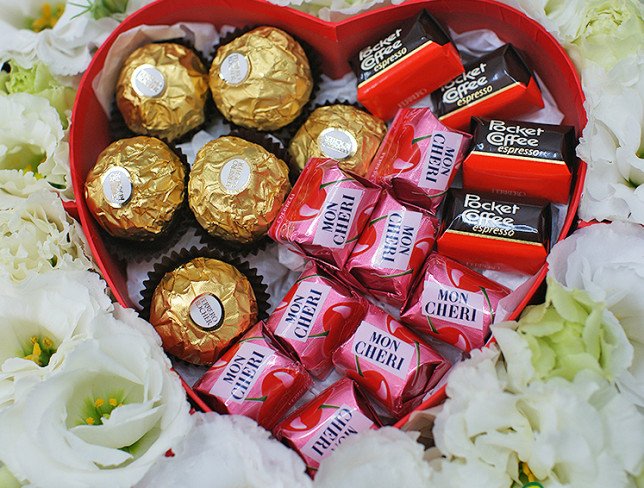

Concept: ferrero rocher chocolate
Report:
left=288, top=104, right=386, bottom=176
left=188, top=136, right=291, bottom=243
left=84, top=136, right=186, bottom=240
left=149, top=257, right=258, bottom=365
left=116, top=43, right=209, bottom=142
left=209, top=27, right=313, bottom=130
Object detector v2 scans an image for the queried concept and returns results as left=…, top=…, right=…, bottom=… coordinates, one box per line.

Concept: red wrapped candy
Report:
left=265, top=261, right=367, bottom=379
left=274, top=377, right=380, bottom=472
left=269, top=158, right=381, bottom=269
left=345, top=191, right=438, bottom=307
left=368, top=107, right=471, bottom=214
left=332, top=305, right=450, bottom=418
left=401, top=253, right=510, bottom=351
left=194, top=322, right=312, bottom=430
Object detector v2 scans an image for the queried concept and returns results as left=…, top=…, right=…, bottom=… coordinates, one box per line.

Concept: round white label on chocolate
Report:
left=318, top=128, right=358, bottom=160
left=219, top=53, right=250, bottom=85
left=219, top=158, right=251, bottom=195
left=131, top=64, right=166, bottom=98
left=190, top=294, right=224, bottom=330
left=102, top=167, right=132, bottom=208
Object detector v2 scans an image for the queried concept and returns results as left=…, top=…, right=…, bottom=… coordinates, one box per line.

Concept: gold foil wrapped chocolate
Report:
left=84, top=136, right=186, bottom=240
left=150, top=257, right=258, bottom=365
left=189, top=136, right=291, bottom=243
left=289, top=104, right=387, bottom=176
left=209, top=27, right=313, bottom=131
left=116, top=43, right=209, bottom=142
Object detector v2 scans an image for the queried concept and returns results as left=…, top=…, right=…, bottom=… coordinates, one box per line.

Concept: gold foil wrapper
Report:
left=209, top=27, right=313, bottom=131
left=289, top=105, right=387, bottom=176
left=117, top=43, right=209, bottom=142
left=189, top=136, right=291, bottom=243
left=150, top=257, right=258, bottom=365
left=84, top=136, right=186, bottom=240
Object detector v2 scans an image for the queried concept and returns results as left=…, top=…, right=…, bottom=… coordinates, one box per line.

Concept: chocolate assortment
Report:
left=189, top=136, right=291, bottom=243
left=84, top=136, right=186, bottom=241
left=149, top=257, right=258, bottom=365
left=463, top=118, right=575, bottom=203
left=352, top=10, right=463, bottom=120
left=437, top=189, right=552, bottom=274
left=431, top=44, right=544, bottom=130
left=289, top=104, right=387, bottom=176
left=91, top=10, right=579, bottom=465
left=116, top=43, right=209, bottom=142
left=209, top=27, right=314, bottom=130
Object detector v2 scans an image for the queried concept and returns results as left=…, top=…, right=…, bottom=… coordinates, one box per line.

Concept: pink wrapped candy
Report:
left=274, top=377, right=380, bottom=472
left=401, top=253, right=510, bottom=352
left=194, top=322, right=312, bottom=430
left=332, top=305, right=450, bottom=418
left=265, top=261, right=367, bottom=379
left=346, top=191, right=438, bottom=307
left=269, top=158, right=381, bottom=269
left=368, top=107, right=471, bottom=214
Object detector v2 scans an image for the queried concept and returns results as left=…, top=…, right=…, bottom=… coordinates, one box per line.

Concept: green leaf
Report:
left=320, top=177, right=354, bottom=189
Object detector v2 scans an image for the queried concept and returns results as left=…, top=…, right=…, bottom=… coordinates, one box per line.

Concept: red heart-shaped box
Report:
left=69, top=0, right=587, bottom=423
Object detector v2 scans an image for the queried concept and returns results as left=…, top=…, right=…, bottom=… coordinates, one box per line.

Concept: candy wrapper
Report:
left=332, top=305, right=450, bottom=418
left=463, top=118, right=576, bottom=204
left=265, top=261, right=367, bottom=379
left=401, top=253, right=510, bottom=351
left=430, top=44, right=544, bottom=130
left=437, top=189, right=552, bottom=275
left=351, top=10, right=463, bottom=120
left=368, top=108, right=471, bottom=214
left=345, top=191, right=438, bottom=307
left=274, top=377, right=380, bottom=472
left=269, top=158, right=381, bottom=269
left=194, top=322, right=312, bottom=430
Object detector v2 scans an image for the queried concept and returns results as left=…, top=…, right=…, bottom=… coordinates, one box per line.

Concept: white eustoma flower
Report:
left=0, top=173, right=92, bottom=282
left=0, top=0, right=153, bottom=76
left=0, top=92, right=72, bottom=195
left=429, top=345, right=644, bottom=487
left=0, top=269, right=110, bottom=409
left=578, top=56, right=644, bottom=224
left=547, top=222, right=644, bottom=408
left=0, top=304, right=193, bottom=488
left=315, top=428, right=432, bottom=488
left=137, top=412, right=311, bottom=488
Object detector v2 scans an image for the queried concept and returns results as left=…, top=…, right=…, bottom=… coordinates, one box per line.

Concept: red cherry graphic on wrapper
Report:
left=392, top=124, right=421, bottom=172
left=322, top=301, right=363, bottom=357
left=350, top=220, right=378, bottom=259
left=431, top=323, right=472, bottom=351
left=257, top=369, right=297, bottom=425
left=285, top=394, right=336, bottom=432
left=291, top=165, right=327, bottom=222
left=353, top=356, right=392, bottom=407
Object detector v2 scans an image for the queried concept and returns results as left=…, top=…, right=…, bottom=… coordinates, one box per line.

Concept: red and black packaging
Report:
left=351, top=10, right=463, bottom=121
left=431, top=44, right=544, bottom=130
left=437, top=189, right=551, bottom=275
left=463, top=118, right=576, bottom=203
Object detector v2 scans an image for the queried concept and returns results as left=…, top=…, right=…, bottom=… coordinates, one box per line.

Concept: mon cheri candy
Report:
left=193, top=322, right=311, bottom=430
left=332, top=305, right=449, bottom=418
left=346, top=191, right=438, bottom=308
left=269, top=158, right=381, bottom=269
left=368, top=107, right=471, bottom=214
left=401, top=253, right=510, bottom=352
left=274, top=377, right=380, bottom=472
left=265, top=261, right=367, bottom=379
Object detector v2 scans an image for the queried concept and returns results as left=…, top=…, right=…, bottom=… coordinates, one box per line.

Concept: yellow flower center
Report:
left=23, top=336, right=57, bottom=367
left=30, top=3, right=65, bottom=32
left=82, top=395, right=126, bottom=426
left=519, top=462, right=544, bottom=488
